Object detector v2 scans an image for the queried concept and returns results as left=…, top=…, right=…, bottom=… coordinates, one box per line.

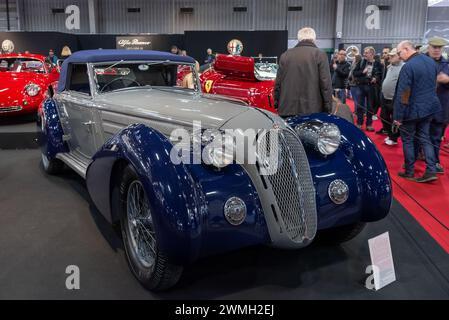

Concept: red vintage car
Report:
left=199, top=54, right=354, bottom=124
left=0, top=53, right=59, bottom=117
left=199, top=54, right=277, bottom=113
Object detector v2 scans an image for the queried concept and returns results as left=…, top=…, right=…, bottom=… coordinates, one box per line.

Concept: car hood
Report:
left=95, top=87, right=251, bottom=128
left=0, top=72, right=45, bottom=94
left=0, top=71, right=45, bottom=84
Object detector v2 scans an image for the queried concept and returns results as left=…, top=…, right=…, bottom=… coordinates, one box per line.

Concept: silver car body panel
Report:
left=93, top=88, right=249, bottom=139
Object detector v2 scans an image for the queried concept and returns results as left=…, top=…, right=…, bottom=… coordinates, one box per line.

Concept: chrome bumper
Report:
left=0, top=106, right=23, bottom=113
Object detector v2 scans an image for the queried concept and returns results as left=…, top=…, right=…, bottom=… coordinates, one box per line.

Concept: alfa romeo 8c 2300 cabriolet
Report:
left=38, top=50, right=391, bottom=291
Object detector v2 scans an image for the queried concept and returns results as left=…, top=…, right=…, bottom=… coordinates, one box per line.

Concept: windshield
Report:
left=0, top=58, right=47, bottom=74
left=254, top=62, right=278, bottom=81
left=93, top=62, right=199, bottom=94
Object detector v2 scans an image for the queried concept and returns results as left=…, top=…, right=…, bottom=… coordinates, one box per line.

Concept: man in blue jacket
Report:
left=427, top=37, right=449, bottom=174
left=394, top=41, right=442, bottom=183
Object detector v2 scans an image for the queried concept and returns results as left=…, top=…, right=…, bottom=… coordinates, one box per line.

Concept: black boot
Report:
left=415, top=172, right=438, bottom=183
left=397, top=172, right=415, bottom=181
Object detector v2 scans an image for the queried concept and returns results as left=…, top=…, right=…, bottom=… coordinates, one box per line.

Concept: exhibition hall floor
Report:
left=0, top=117, right=37, bottom=150
left=1, top=148, right=449, bottom=299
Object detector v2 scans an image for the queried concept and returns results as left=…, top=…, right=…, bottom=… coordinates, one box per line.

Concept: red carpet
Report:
left=346, top=100, right=449, bottom=253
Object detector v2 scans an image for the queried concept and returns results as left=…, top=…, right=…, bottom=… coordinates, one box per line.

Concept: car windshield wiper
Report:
left=101, top=60, right=173, bottom=72
left=103, top=59, right=125, bottom=72
left=97, top=60, right=189, bottom=94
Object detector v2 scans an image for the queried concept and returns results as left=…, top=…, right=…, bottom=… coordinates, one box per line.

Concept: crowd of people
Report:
left=170, top=45, right=216, bottom=65
left=274, top=27, right=449, bottom=184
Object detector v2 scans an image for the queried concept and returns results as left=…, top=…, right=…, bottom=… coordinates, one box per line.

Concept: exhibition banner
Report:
left=116, top=36, right=152, bottom=50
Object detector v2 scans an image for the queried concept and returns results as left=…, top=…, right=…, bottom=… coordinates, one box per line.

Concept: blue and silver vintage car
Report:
left=38, top=50, right=392, bottom=291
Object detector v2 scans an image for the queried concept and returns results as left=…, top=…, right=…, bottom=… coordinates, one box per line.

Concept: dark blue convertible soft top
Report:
left=58, top=49, right=195, bottom=93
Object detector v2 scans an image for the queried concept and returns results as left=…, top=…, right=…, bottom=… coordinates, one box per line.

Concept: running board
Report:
left=56, top=153, right=91, bottom=179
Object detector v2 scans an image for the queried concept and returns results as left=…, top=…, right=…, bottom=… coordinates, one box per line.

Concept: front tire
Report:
left=118, top=165, right=183, bottom=292
left=317, top=222, right=366, bottom=244
left=39, top=113, right=64, bottom=175
left=41, top=153, right=64, bottom=175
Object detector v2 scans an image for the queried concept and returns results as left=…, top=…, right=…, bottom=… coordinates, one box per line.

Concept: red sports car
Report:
left=199, top=53, right=354, bottom=124
left=199, top=54, right=277, bottom=113
left=0, top=53, right=59, bottom=117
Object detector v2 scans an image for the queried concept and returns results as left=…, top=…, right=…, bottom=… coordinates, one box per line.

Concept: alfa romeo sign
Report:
left=227, top=39, right=243, bottom=56
left=116, top=36, right=152, bottom=50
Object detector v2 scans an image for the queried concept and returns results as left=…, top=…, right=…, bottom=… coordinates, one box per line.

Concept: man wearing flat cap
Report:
left=427, top=37, right=449, bottom=174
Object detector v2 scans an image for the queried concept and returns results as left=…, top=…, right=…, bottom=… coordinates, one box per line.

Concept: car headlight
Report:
left=295, top=120, right=341, bottom=156
left=202, top=131, right=235, bottom=168
left=25, top=83, right=41, bottom=97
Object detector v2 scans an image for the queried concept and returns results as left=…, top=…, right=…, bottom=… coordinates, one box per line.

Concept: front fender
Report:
left=287, top=114, right=392, bottom=228
left=86, top=124, right=205, bottom=265
left=37, top=98, right=69, bottom=158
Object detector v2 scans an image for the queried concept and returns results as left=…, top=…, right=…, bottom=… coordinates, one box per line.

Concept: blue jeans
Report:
left=334, top=89, right=347, bottom=104
left=429, top=120, right=445, bottom=164
left=350, top=86, right=360, bottom=113
left=350, top=86, right=359, bottom=105
left=400, top=116, right=437, bottom=174
left=356, top=85, right=375, bottom=127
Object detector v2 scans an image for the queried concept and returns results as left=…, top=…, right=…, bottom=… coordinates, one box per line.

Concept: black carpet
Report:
left=0, top=117, right=38, bottom=150
left=1, top=149, right=449, bottom=300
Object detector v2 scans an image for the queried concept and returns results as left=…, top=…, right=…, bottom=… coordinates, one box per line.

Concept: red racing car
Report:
left=0, top=53, right=59, bottom=117
left=200, top=53, right=354, bottom=123
left=199, top=54, right=277, bottom=113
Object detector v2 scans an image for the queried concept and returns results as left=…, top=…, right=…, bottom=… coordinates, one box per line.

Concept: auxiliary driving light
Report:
left=328, top=180, right=349, bottom=205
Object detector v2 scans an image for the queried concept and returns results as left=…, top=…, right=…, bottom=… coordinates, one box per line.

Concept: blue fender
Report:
left=87, top=124, right=205, bottom=265
left=37, top=98, right=69, bottom=158
left=86, top=124, right=270, bottom=265
left=185, top=163, right=270, bottom=258
left=287, top=114, right=392, bottom=228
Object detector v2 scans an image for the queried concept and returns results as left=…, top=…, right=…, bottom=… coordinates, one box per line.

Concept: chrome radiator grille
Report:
left=258, top=129, right=317, bottom=243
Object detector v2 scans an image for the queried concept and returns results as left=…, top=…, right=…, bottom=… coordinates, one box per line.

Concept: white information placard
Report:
left=368, top=232, right=396, bottom=290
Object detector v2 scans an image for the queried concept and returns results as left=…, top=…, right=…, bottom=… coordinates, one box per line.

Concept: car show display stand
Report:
left=0, top=117, right=38, bottom=150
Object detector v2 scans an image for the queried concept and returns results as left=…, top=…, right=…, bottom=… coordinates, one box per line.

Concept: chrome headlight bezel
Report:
left=328, top=179, right=349, bottom=205
left=25, top=83, right=41, bottom=97
left=224, top=197, right=247, bottom=226
left=295, top=120, right=341, bottom=156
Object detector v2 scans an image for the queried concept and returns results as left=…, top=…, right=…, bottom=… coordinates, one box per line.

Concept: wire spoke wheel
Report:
left=119, top=165, right=183, bottom=291
left=126, top=180, right=156, bottom=269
